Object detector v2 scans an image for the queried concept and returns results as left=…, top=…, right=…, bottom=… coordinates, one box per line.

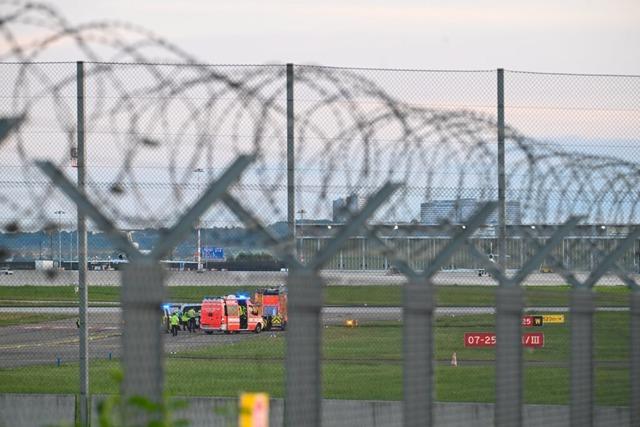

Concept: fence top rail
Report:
left=506, top=69, right=640, bottom=78
left=0, top=61, right=638, bottom=78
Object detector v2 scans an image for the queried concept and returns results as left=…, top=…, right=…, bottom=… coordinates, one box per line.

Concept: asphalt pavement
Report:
left=0, top=269, right=632, bottom=287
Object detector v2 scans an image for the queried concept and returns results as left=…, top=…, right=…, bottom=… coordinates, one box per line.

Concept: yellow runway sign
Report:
left=240, top=392, right=269, bottom=427
left=542, top=314, right=565, bottom=324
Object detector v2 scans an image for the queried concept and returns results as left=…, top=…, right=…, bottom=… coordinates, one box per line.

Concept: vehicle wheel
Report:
left=255, top=324, right=262, bottom=334
left=224, top=330, right=231, bottom=335
left=281, top=321, right=287, bottom=331
left=205, top=331, right=213, bottom=335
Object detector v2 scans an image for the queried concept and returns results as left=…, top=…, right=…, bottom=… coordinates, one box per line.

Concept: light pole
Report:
left=297, top=209, right=306, bottom=262
left=55, top=210, right=65, bottom=269
left=195, top=168, right=204, bottom=271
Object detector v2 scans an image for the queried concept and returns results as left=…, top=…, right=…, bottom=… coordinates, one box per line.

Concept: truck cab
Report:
left=253, top=286, right=288, bottom=330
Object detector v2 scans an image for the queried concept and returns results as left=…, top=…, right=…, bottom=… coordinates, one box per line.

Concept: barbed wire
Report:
left=0, top=0, right=638, bottom=247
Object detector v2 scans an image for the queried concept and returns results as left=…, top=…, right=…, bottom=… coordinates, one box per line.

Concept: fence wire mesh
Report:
left=0, top=3, right=639, bottom=427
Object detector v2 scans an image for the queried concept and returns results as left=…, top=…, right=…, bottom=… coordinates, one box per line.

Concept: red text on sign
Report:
left=464, top=332, right=544, bottom=348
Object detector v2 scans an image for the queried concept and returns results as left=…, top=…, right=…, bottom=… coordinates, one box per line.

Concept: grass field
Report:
left=0, top=313, right=630, bottom=405
left=0, top=285, right=631, bottom=307
left=0, top=313, right=71, bottom=327
left=0, top=360, right=628, bottom=406
left=180, top=312, right=629, bottom=362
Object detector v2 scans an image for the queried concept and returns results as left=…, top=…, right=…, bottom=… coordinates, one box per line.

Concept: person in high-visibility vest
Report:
left=187, top=307, right=197, bottom=332
left=170, top=312, right=180, bottom=336
left=181, top=310, right=189, bottom=331
left=239, top=304, right=247, bottom=329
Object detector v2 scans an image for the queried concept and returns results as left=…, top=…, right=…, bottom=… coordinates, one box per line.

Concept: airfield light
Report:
left=344, top=319, right=358, bottom=328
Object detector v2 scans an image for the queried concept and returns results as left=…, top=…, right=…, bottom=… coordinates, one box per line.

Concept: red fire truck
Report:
left=200, top=294, right=264, bottom=334
left=253, top=286, right=288, bottom=330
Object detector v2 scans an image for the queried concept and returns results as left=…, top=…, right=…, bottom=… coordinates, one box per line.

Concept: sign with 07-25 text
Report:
left=464, top=332, right=496, bottom=347
left=464, top=332, right=544, bottom=348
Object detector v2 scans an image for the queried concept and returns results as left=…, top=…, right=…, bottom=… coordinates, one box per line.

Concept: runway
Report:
left=0, top=269, right=631, bottom=287
left=0, top=313, right=265, bottom=368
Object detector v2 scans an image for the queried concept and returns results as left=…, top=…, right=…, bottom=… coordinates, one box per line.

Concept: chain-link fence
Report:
left=1, top=3, right=640, bottom=427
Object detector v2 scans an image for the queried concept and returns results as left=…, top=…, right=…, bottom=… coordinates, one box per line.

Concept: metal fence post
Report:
left=403, top=276, right=435, bottom=427
left=495, top=68, right=521, bottom=427
left=630, top=291, right=640, bottom=425
left=121, top=260, right=166, bottom=423
left=285, top=269, right=323, bottom=427
left=497, top=68, right=507, bottom=270
left=287, top=63, right=295, bottom=250
left=495, top=285, right=524, bottom=427
left=570, top=287, right=594, bottom=427
left=76, top=60, right=89, bottom=427
left=362, top=238, right=366, bottom=270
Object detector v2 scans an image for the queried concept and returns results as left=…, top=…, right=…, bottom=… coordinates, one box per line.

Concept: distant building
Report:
left=420, top=199, right=476, bottom=225
left=486, top=201, right=522, bottom=226
left=420, top=199, right=521, bottom=225
left=332, top=194, right=365, bottom=223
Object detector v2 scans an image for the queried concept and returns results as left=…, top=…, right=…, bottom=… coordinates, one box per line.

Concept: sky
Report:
left=2, top=0, right=640, bottom=229
left=45, top=0, right=640, bottom=74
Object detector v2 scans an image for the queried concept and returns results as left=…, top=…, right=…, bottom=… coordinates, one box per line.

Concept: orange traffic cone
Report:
left=451, top=352, right=458, bottom=367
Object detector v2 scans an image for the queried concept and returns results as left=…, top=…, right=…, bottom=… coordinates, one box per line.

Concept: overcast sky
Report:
left=2, top=0, right=639, bottom=228
left=49, top=0, right=640, bottom=74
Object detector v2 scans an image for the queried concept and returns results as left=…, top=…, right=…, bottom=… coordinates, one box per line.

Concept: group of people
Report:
left=169, top=307, right=199, bottom=336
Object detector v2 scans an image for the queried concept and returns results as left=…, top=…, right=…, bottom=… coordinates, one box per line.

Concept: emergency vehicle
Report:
left=253, top=286, right=288, bottom=330
left=200, top=295, right=263, bottom=334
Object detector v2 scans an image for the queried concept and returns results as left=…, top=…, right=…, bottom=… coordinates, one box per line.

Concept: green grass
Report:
left=0, top=285, right=631, bottom=307
left=0, top=361, right=628, bottom=406
left=0, top=313, right=630, bottom=405
left=182, top=313, right=629, bottom=363
left=0, top=313, right=71, bottom=327
left=435, top=312, right=630, bottom=362
left=0, top=286, right=259, bottom=305
left=176, top=313, right=629, bottom=404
